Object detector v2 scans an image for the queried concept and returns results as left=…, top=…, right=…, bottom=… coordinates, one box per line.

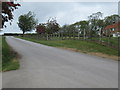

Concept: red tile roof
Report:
left=104, top=22, right=120, bottom=30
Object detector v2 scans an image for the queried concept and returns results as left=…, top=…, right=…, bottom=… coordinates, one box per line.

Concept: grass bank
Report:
left=17, top=36, right=119, bottom=60
left=2, top=37, right=20, bottom=72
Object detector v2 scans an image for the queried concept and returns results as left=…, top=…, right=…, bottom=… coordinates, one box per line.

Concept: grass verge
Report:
left=17, top=36, right=119, bottom=60
left=2, top=37, right=20, bottom=72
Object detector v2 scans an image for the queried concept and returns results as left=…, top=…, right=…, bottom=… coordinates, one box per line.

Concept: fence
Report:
left=22, top=33, right=119, bottom=51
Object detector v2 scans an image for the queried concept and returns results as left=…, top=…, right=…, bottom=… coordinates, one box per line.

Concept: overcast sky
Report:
left=1, top=2, right=118, bottom=34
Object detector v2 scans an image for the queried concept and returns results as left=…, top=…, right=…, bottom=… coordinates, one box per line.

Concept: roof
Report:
left=104, top=22, right=120, bottom=30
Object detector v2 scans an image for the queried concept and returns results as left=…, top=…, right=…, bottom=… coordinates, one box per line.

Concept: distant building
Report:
left=103, top=22, right=120, bottom=37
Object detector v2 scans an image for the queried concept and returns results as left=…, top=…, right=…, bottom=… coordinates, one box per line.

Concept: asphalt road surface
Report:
left=2, top=36, right=118, bottom=88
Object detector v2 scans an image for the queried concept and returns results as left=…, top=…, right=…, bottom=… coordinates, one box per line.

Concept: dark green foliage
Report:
left=46, top=18, right=60, bottom=34
left=18, top=11, right=38, bottom=35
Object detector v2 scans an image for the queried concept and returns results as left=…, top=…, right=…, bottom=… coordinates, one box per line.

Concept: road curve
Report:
left=2, top=36, right=118, bottom=88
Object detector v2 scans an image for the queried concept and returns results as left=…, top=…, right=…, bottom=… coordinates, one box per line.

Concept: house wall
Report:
left=113, top=33, right=116, bottom=37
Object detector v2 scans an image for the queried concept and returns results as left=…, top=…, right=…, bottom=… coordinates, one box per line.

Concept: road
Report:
left=2, top=36, right=118, bottom=88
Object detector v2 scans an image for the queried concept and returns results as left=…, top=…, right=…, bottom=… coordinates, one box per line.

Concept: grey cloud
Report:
left=2, top=2, right=118, bottom=33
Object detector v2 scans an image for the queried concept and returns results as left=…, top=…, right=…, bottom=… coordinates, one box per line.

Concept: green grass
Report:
left=102, top=37, right=118, bottom=46
left=91, top=37, right=118, bottom=47
left=2, top=37, right=20, bottom=72
left=17, top=36, right=119, bottom=56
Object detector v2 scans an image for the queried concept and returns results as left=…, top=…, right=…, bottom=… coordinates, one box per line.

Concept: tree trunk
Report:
left=69, top=31, right=70, bottom=40
left=58, top=32, right=60, bottom=39
left=47, top=34, right=49, bottom=40
left=78, top=31, right=80, bottom=40
left=84, top=29, right=86, bottom=40
left=73, top=30, right=75, bottom=40
left=99, top=28, right=102, bottom=41
left=61, top=32, right=63, bottom=40
left=22, top=31, right=25, bottom=37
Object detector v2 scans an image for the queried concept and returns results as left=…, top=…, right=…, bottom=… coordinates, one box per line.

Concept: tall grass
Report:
left=2, top=37, right=19, bottom=72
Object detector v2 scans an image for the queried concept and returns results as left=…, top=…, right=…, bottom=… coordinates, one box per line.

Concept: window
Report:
left=112, top=28, right=115, bottom=31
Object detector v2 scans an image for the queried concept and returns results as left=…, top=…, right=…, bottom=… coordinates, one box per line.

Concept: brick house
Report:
left=103, top=22, right=120, bottom=37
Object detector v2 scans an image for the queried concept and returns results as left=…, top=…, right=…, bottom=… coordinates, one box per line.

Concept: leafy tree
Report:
left=69, top=24, right=78, bottom=40
left=1, top=1, right=21, bottom=28
left=67, top=25, right=74, bottom=39
left=96, top=19, right=105, bottom=40
left=80, top=21, right=89, bottom=39
left=36, top=23, right=46, bottom=34
left=60, top=24, right=69, bottom=39
left=46, top=18, right=60, bottom=34
left=45, top=18, right=60, bottom=40
left=18, top=11, right=38, bottom=35
left=104, top=14, right=120, bottom=26
left=73, top=20, right=89, bottom=39
left=88, top=12, right=103, bottom=38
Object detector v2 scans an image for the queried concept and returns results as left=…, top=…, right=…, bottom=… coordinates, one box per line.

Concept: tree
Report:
left=45, top=17, right=60, bottom=40
left=18, top=11, right=38, bottom=35
left=73, top=20, right=89, bottom=40
left=104, top=14, right=120, bottom=26
left=1, top=1, right=21, bottom=28
left=69, top=24, right=77, bottom=40
left=96, top=19, right=105, bottom=41
left=60, top=24, right=68, bottom=39
left=46, top=18, right=60, bottom=34
left=67, top=25, right=73, bottom=39
left=80, top=21, right=89, bottom=39
left=36, top=23, right=46, bottom=34
left=88, top=12, right=103, bottom=38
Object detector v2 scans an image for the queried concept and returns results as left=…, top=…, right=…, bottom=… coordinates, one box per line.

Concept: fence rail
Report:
left=22, top=34, right=119, bottom=51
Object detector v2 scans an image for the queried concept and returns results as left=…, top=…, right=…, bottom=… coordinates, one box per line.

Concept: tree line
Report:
left=17, top=11, right=120, bottom=41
